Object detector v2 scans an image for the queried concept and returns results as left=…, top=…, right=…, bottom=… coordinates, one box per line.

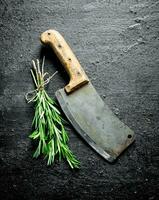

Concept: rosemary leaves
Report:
left=26, top=57, right=80, bottom=169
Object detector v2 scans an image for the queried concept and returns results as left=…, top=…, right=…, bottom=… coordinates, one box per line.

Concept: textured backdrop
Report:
left=0, top=0, right=159, bottom=199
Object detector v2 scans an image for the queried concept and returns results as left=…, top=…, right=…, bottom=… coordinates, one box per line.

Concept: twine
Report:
left=25, top=57, right=58, bottom=103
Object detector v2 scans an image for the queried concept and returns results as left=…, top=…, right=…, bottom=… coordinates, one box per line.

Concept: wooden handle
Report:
left=40, top=29, right=89, bottom=93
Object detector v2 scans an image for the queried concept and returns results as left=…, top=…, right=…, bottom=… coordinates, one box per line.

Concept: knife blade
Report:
left=40, top=29, right=135, bottom=162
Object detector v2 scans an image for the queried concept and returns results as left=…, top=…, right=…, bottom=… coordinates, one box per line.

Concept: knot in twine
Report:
left=25, top=57, right=58, bottom=103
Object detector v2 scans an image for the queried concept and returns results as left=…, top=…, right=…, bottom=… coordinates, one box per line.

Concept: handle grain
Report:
left=40, top=29, right=89, bottom=93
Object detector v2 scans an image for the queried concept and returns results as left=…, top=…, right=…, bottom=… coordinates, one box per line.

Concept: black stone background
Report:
left=0, top=0, right=159, bottom=199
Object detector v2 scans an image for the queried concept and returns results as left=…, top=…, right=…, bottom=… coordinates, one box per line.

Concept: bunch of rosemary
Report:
left=26, top=58, right=80, bottom=169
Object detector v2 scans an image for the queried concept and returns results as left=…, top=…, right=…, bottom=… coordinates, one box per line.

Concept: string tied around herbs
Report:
left=25, top=56, right=80, bottom=168
left=25, top=56, right=58, bottom=103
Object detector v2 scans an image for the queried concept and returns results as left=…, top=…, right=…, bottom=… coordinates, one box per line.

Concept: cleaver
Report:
left=40, top=29, right=135, bottom=162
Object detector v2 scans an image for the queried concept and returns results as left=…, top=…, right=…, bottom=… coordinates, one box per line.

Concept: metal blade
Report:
left=55, top=83, right=135, bottom=162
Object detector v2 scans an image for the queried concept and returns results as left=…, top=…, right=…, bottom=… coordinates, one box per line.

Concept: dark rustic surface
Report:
left=0, top=0, right=159, bottom=199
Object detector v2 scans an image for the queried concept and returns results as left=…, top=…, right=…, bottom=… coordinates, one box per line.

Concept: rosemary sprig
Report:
left=26, top=57, right=80, bottom=169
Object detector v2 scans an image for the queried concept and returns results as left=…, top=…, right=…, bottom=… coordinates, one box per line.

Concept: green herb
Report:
left=26, top=57, right=80, bottom=169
